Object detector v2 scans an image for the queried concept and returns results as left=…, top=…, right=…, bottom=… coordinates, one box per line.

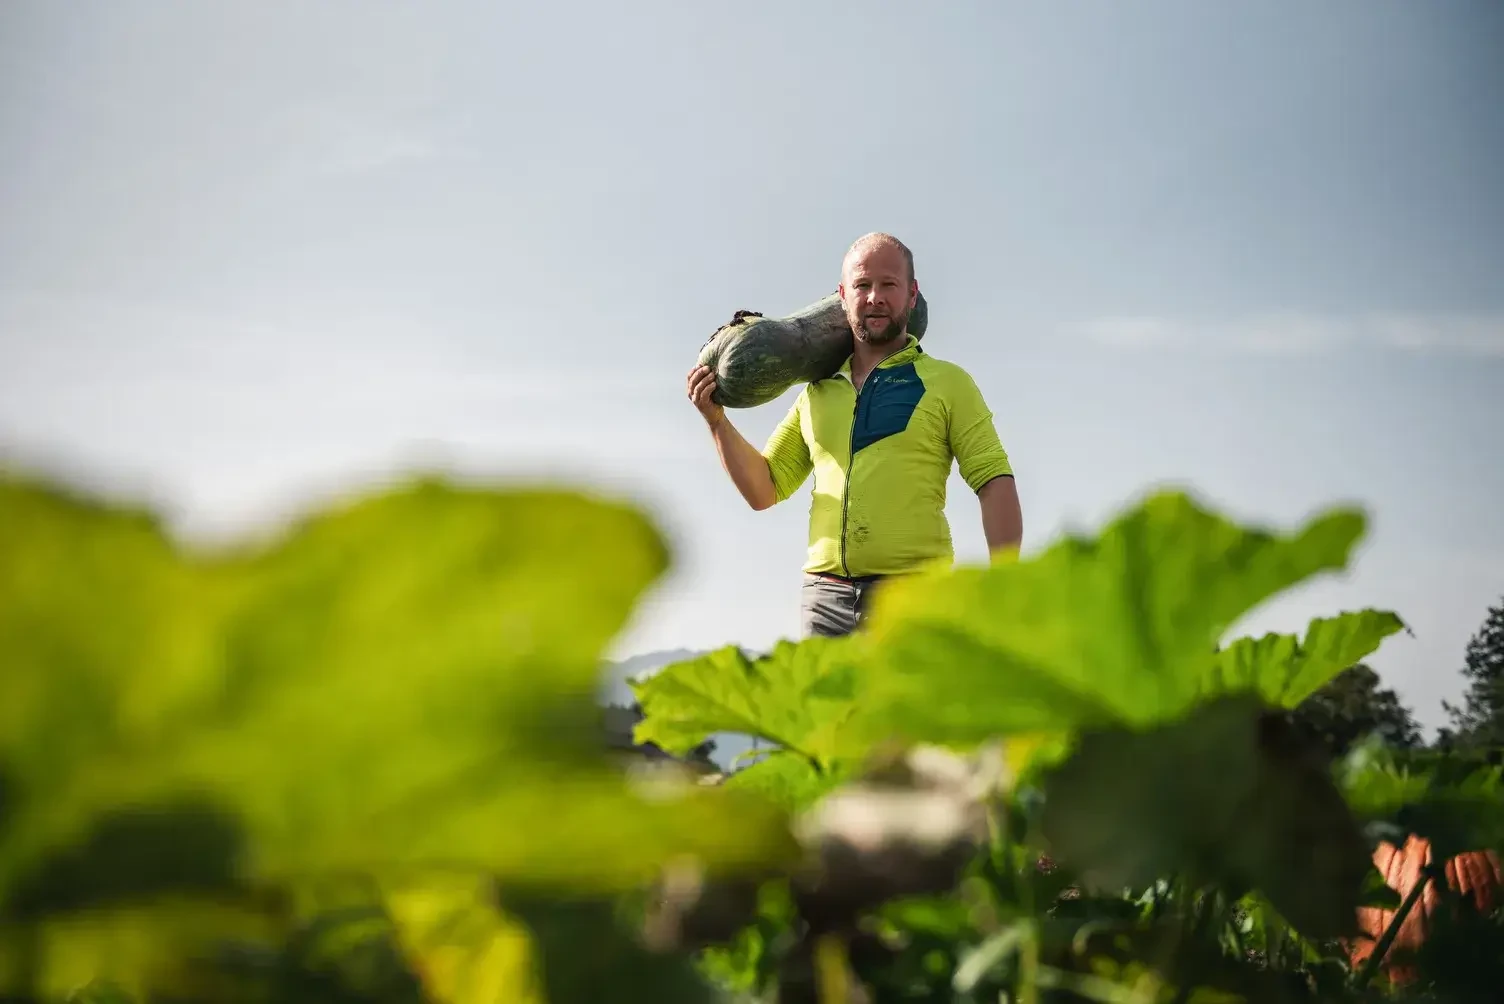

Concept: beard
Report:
left=850, top=303, right=909, bottom=345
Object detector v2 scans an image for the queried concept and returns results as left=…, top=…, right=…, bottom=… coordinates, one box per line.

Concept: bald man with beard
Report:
left=687, top=232, right=1023, bottom=638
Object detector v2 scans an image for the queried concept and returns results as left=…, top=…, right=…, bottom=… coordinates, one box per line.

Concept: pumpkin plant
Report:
left=6, top=459, right=1501, bottom=1004
left=632, top=489, right=1433, bottom=1000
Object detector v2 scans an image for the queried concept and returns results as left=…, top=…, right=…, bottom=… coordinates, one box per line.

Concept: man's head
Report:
left=839, top=232, right=918, bottom=346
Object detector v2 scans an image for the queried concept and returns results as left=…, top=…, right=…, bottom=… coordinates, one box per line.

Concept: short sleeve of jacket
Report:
left=761, top=391, right=813, bottom=501
left=947, top=368, right=1013, bottom=492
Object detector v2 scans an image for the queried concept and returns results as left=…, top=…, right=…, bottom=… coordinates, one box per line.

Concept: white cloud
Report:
left=1076, top=311, right=1504, bottom=357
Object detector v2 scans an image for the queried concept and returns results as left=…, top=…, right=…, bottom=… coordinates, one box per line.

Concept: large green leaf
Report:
left=1336, top=742, right=1435, bottom=820
left=1337, top=743, right=1504, bottom=859
left=0, top=473, right=797, bottom=925
left=0, top=474, right=221, bottom=802
left=1038, top=696, right=1373, bottom=940
left=720, top=752, right=854, bottom=814
left=630, top=637, right=860, bottom=766
left=0, top=898, right=292, bottom=1003
left=1199, top=609, right=1407, bottom=709
left=1398, top=764, right=1504, bottom=859
left=846, top=490, right=1367, bottom=749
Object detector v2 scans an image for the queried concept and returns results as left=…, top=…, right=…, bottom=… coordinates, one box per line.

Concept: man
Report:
left=686, top=232, right=1022, bottom=638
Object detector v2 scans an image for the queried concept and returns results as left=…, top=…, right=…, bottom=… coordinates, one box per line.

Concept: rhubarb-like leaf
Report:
left=1200, top=610, right=1407, bottom=709
left=846, top=490, right=1368, bottom=749
left=0, top=472, right=797, bottom=972
left=631, top=637, right=861, bottom=768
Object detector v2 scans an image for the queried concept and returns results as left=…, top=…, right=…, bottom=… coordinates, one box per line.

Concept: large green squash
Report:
left=696, top=289, right=929, bottom=409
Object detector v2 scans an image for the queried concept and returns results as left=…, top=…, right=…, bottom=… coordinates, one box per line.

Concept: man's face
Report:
left=839, top=243, right=917, bottom=346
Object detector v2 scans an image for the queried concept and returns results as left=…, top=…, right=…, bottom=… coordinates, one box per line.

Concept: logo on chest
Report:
left=852, top=364, right=927, bottom=454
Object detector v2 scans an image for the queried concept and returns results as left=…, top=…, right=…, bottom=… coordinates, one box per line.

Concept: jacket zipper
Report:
left=838, top=375, right=865, bottom=578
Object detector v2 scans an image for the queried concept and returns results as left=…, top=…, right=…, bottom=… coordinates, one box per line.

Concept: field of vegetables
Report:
left=1, top=469, right=1499, bottom=1004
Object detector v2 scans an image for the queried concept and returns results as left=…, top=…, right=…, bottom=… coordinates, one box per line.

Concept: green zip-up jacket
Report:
left=760, top=335, right=1013, bottom=578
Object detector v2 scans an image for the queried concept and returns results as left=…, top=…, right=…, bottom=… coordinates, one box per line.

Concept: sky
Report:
left=2, top=0, right=1501, bottom=735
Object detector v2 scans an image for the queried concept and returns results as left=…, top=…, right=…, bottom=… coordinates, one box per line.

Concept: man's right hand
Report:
left=686, top=363, right=778, bottom=510
left=687, top=364, right=724, bottom=427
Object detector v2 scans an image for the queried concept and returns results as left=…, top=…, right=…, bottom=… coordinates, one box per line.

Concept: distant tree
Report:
left=1437, top=597, right=1504, bottom=755
left=1289, top=662, right=1423, bottom=758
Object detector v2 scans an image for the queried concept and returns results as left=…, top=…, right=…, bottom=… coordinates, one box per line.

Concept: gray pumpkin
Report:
left=697, top=289, right=930, bottom=409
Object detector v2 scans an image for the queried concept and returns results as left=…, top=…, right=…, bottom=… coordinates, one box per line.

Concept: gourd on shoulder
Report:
left=697, top=289, right=930, bottom=409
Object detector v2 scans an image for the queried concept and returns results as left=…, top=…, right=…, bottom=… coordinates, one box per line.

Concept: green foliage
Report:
left=630, top=637, right=862, bottom=768
left=497, top=892, right=717, bottom=1004
left=720, top=752, right=851, bottom=814
left=1337, top=740, right=1504, bottom=859
left=0, top=470, right=796, bottom=1001
left=5, top=466, right=1499, bottom=1004
left=839, top=490, right=1373, bottom=748
left=627, top=489, right=1500, bottom=1001
left=1204, top=612, right=1408, bottom=711
left=1439, top=596, right=1504, bottom=753
left=1037, top=695, right=1372, bottom=939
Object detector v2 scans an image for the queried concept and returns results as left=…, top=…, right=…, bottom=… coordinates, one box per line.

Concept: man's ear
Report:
left=909, top=281, right=919, bottom=309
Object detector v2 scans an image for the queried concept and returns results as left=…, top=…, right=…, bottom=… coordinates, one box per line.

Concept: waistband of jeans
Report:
left=806, top=571, right=886, bottom=585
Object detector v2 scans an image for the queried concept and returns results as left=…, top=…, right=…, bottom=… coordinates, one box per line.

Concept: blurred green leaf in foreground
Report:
left=0, top=470, right=797, bottom=1000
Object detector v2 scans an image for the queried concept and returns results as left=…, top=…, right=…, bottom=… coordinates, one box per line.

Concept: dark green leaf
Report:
left=0, top=899, right=291, bottom=1002
left=1039, top=696, right=1372, bottom=940
left=498, top=892, right=716, bottom=1004
left=1359, top=864, right=1403, bottom=909
left=4, top=799, right=249, bottom=919
left=1394, top=765, right=1504, bottom=860
left=1337, top=743, right=1504, bottom=858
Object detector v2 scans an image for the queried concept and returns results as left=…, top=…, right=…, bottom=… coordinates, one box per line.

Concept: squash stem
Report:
left=1352, top=860, right=1442, bottom=989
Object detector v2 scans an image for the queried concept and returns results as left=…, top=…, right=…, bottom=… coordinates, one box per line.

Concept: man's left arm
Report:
left=947, top=369, right=1023, bottom=561
left=977, top=475, right=1023, bottom=560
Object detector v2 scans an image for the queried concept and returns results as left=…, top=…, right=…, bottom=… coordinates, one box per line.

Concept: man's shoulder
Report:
left=804, top=374, right=850, bottom=398
left=913, top=351, right=979, bottom=391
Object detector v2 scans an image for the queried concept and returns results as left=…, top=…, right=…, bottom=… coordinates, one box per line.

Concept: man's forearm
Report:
left=708, top=416, right=779, bottom=510
left=978, top=476, right=1023, bottom=559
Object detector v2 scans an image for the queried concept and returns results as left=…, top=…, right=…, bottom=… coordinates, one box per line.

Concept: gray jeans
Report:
left=800, top=573, right=888, bottom=638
